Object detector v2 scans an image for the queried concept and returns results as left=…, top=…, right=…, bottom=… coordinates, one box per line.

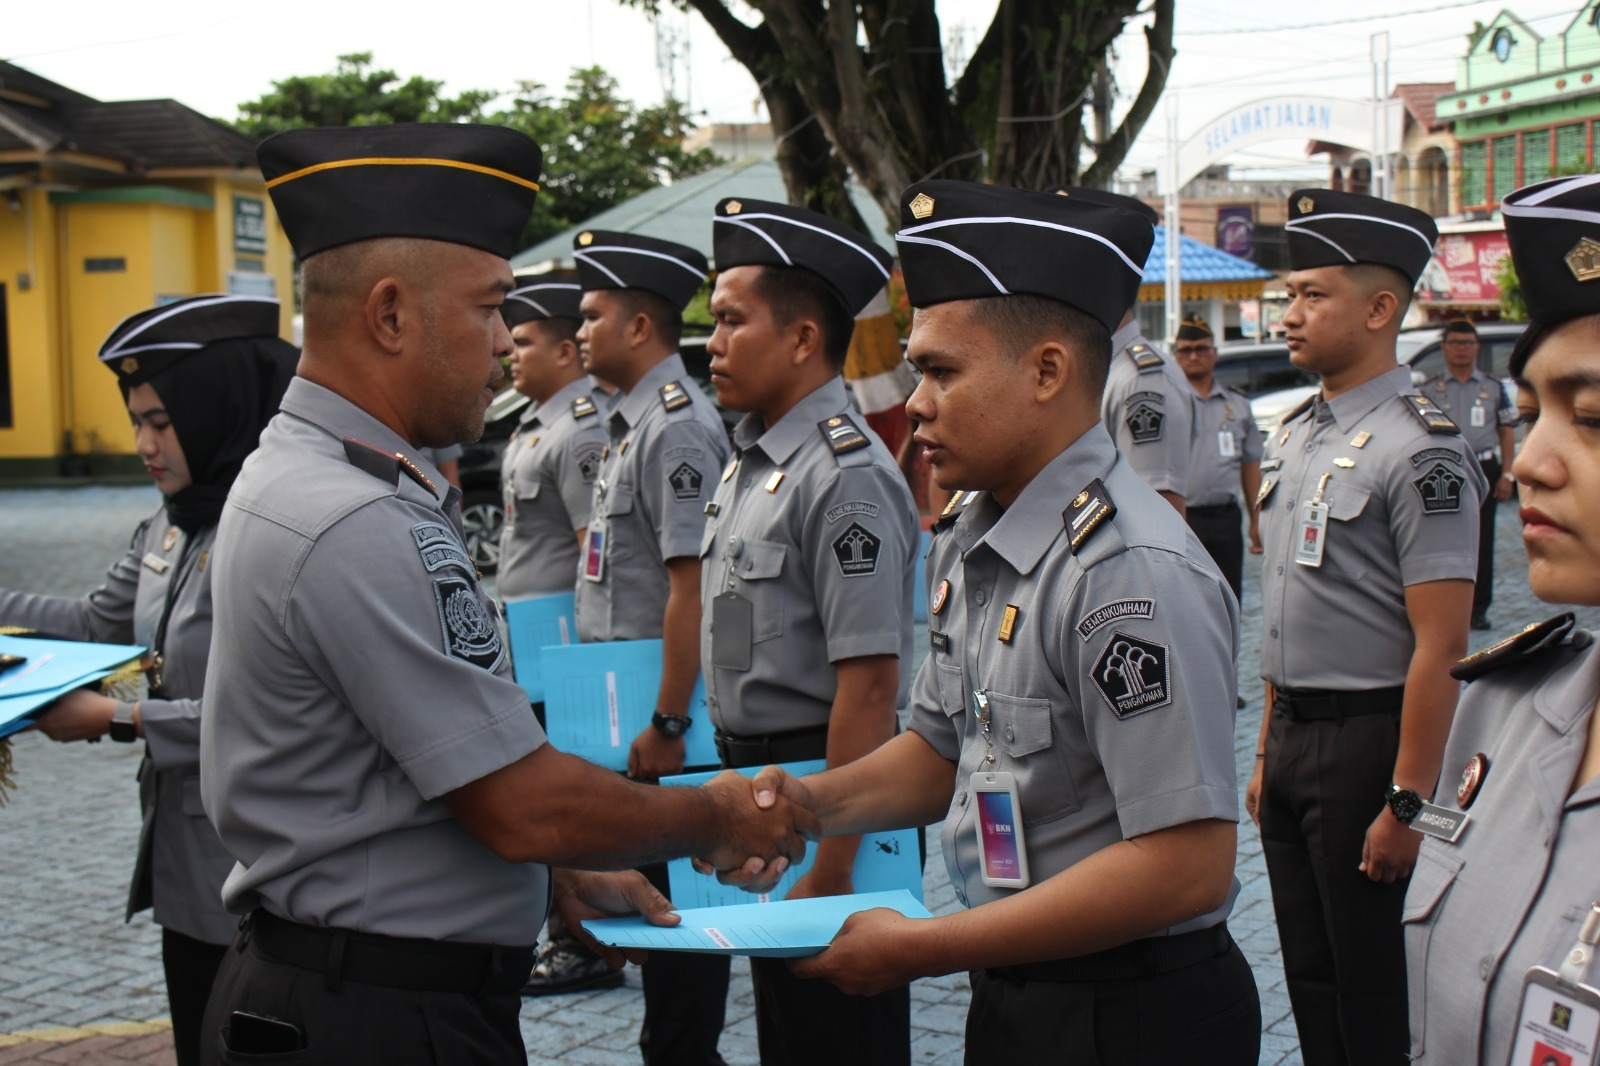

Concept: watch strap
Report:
left=109, top=701, right=138, bottom=743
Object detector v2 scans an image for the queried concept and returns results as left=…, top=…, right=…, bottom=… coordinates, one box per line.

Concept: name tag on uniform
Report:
left=1471, top=404, right=1487, bottom=428
left=582, top=527, right=605, bottom=582
left=141, top=552, right=171, bottom=575
left=1409, top=801, right=1468, bottom=843
left=1508, top=968, right=1600, bottom=1066
left=1294, top=501, right=1329, bottom=568
left=1218, top=430, right=1237, bottom=458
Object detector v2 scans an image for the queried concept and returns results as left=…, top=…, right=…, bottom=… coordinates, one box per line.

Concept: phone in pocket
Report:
left=227, top=1011, right=305, bottom=1054
left=972, top=771, right=1029, bottom=889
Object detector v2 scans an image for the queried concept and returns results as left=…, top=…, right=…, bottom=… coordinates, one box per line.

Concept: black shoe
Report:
left=522, top=941, right=625, bottom=997
left=1471, top=612, right=1492, bottom=631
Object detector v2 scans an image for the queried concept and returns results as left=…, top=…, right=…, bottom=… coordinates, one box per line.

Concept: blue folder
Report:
left=540, top=639, right=719, bottom=770
left=582, top=889, right=930, bottom=958
left=912, top=529, right=933, bottom=622
left=503, top=592, right=577, bottom=703
left=0, top=635, right=146, bottom=738
left=660, top=761, right=924, bottom=909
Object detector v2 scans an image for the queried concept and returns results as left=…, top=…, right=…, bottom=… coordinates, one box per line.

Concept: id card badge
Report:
left=710, top=592, right=753, bottom=672
left=1294, top=501, right=1329, bottom=568
left=1506, top=968, right=1600, bottom=1066
left=1218, top=430, right=1238, bottom=458
left=971, top=770, right=1029, bottom=889
left=582, top=526, right=606, bottom=583
left=1472, top=404, right=1488, bottom=428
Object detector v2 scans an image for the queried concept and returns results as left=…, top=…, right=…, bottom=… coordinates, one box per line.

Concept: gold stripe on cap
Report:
left=266, top=157, right=541, bottom=192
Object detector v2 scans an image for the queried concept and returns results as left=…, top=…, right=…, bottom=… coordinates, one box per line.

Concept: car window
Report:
left=1484, top=340, right=1518, bottom=382
left=1252, top=356, right=1315, bottom=393
left=1213, top=359, right=1254, bottom=393
left=1410, top=346, right=1446, bottom=384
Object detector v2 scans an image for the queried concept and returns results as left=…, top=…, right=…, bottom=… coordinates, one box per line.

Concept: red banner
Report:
left=1418, top=230, right=1511, bottom=305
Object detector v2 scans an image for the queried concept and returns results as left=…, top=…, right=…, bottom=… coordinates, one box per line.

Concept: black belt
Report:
left=1187, top=501, right=1239, bottom=516
left=242, top=909, right=534, bottom=995
left=1274, top=685, right=1404, bottom=722
left=989, top=924, right=1233, bottom=984
left=714, top=724, right=830, bottom=769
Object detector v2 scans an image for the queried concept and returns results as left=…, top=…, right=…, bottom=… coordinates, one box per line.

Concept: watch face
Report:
left=1390, top=788, right=1424, bottom=822
left=653, top=714, right=689, bottom=738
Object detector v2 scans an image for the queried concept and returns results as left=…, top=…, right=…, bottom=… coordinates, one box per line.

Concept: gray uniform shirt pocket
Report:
left=602, top=481, right=637, bottom=562
left=512, top=465, right=542, bottom=501
left=729, top=539, right=786, bottom=643
left=986, top=691, right=1081, bottom=825
left=1321, top=485, right=1373, bottom=583
left=1402, top=844, right=1463, bottom=1059
left=936, top=661, right=965, bottom=718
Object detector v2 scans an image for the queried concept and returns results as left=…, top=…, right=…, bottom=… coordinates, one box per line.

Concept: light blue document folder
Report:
left=0, top=635, right=146, bottom=738
left=661, top=761, right=924, bottom=909
left=912, top=529, right=933, bottom=622
left=540, top=639, right=719, bottom=770
left=582, top=889, right=931, bottom=958
left=503, top=592, right=577, bottom=703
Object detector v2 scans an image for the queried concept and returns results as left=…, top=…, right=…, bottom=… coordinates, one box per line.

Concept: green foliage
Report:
left=1495, top=254, right=1527, bottom=322
left=232, top=53, right=495, bottom=139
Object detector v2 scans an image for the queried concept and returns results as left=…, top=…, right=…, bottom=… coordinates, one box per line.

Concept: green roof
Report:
left=511, top=157, right=895, bottom=270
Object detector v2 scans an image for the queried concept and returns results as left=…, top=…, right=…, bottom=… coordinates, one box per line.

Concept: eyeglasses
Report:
left=1443, top=339, right=1478, bottom=348
left=1174, top=345, right=1215, bottom=356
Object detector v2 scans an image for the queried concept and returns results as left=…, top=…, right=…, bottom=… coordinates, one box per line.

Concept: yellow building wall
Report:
left=0, top=187, right=66, bottom=461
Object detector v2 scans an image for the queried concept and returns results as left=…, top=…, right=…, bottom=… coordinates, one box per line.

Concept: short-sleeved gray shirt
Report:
left=906, top=424, right=1241, bottom=920
left=1421, top=369, right=1516, bottom=459
left=497, top=376, right=609, bottom=600
left=575, top=354, right=729, bottom=642
left=1101, top=322, right=1197, bottom=498
left=200, top=378, right=549, bottom=944
left=1186, top=383, right=1265, bottom=507
left=416, top=443, right=463, bottom=468
left=699, top=377, right=918, bottom=736
left=1258, top=366, right=1486, bottom=691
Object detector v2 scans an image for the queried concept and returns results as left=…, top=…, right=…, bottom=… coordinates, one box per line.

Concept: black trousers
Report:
left=963, top=938, right=1259, bottom=1064
left=1186, top=500, right=1244, bottom=602
left=163, top=928, right=229, bottom=1066
left=199, top=934, right=528, bottom=1065
left=1474, top=457, right=1500, bottom=615
left=1260, top=707, right=1409, bottom=1066
left=639, top=860, right=731, bottom=1066
left=749, top=955, right=910, bottom=1066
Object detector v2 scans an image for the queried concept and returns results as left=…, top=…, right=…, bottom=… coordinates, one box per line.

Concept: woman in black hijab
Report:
left=0, top=295, right=297, bottom=1066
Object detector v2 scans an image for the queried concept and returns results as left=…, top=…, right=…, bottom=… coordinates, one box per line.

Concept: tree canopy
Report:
left=229, top=56, right=716, bottom=247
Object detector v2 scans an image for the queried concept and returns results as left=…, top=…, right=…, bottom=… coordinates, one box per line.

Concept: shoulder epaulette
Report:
left=342, top=438, right=437, bottom=495
left=933, top=489, right=974, bottom=533
left=1063, top=478, right=1116, bottom=554
left=572, top=395, right=598, bottom=420
left=1451, top=613, right=1576, bottom=681
left=1403, top=394, right=1460, bottom=435
left=818, top=415, right=870, bottom=457
left=659, top=381, right=692, bottom=412
left=1126, top=343, right=1164, bottom=373
left=1281, top=395, right=1316, bottom=425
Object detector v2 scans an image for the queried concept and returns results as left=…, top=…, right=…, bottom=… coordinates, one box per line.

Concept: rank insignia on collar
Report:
left=525, top=434, right=541, bottom=450
left=765, top=470, right=785, bottom=493
left=934, top=489, right=973, bottom=532
left=1256, top=476, right=1277, bottom=506
left=942, top=490, right=965, bottom=518
left=818, top=415, right=869, bottom=455
left=1333, top=457, right=1355, bottom=468
left=162, top=528, right=179, bottom=552
left=721, top=458, right=738, bottom=483
left=1351, top=431, right=1372, bottom=449
left=572, top=395, right=598, bottom=419
left=1403, top=394, right=1460, bottom=435
left=1565, top=236, right=1600, bottom=283
left=998, top=605, right=1019, bottom=644
left=601, top=444, right=610, bottom=460
left=1450, top=612, right=1577, bottom=681
left=1063, top=478, right=1116, bottom=554
left=660, top=382, right=691, bottom=412
left=1456, top=753, right=1489, bottom=809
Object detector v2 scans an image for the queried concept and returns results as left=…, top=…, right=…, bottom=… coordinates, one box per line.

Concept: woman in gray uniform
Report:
left=1403, top=172, right=1600, bottom=1064
left=2, top=294, right=296, bottom=1066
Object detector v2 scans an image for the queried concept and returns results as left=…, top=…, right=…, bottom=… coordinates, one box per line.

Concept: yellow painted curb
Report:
left=0, top=1017, right=171, bottom=1047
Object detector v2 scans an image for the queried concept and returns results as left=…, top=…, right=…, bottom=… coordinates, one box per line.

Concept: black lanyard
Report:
left=147, top=533, right=198, bottom=696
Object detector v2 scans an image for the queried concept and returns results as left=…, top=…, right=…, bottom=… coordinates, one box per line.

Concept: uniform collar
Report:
left=278, top=377, right=455, bottom=505
left=612, top=353, right=688, bottom=430
left=734, top=377, right=850, bottom=464
left=1317, top=365, right=1411, bottom=431
left=1110, top=320, right=1142, bottom=353
left=961, top=423, right=1116, bottom=576
left=530, top=376, right=595, bottom=428
left=1534, top=634, right=1600, bottom=736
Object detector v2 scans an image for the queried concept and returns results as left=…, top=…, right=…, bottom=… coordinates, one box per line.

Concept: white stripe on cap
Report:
left=505, top=294, right=553, bottom=317
left=1285, top=212, right=1435, bottom=256
left=897, top=215, right=1145, bottom=277
left=894, top=234, right=1009, bottom=295
left=575, top=245, right=707, bottom=281
left=507, top=282, right=581, bottom=319
left=716, top=218, right=792, bottom=265
left=101, top=341, right=206, bottom=359
left=100, top=294, right=279, bottom=363
left=1285, top=225, right=1357, bottom=264
left=1502, top=172, right=1600, bottom=222
left=715, top=213, right=891, bottom=279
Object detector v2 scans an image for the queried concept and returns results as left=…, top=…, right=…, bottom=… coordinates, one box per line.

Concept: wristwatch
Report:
left=650, top=712, right=692, bottom=739
left=1386, top=784, right=1424, bottom=824
left=109, top=702, right=138, bottom=743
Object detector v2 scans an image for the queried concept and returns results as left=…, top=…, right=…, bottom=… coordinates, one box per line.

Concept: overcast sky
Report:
left=5, top=0, right=1586, bottom=183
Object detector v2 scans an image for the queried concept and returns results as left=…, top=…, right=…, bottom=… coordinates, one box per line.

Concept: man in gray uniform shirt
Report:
left=1245, top=190, right=1484, bottom=1066
left=700, top=197, right=918, bottom=1065
left=496, top=277, right=608, bottom=602
left=198, top=124, right=814, bottom=1065
left=571, top=229, right=733, bottom=1066
left=1175, top=314, right=1264, bottom=601
left=742, top=180, right=1260, bottom=1064
left=1421, top=318, right=1517, bottom=630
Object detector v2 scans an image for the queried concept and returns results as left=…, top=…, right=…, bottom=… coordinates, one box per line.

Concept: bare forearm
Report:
left=1241, top=463, right=1261, bottom=513
left=1498, top=427, right=1515, bottom=465
left=808, top=731, right=955, bottom=836
left=1256, top=681, right=1275, bottom=752
left=1394, top=646, right=1463, bottom=797
left=657, top=582, right=700, bottom=716
left=813, top=657, right=901, bottom=871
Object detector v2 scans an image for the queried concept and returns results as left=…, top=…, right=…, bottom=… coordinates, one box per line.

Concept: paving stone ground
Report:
left=1, top=485, right=1595, bottom=1065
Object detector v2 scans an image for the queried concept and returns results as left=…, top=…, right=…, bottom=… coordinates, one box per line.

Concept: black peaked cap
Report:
left=502, top=277, right=584, bottom=327
left=712, top=198, right=893, bottom=316
left=1285, top=189, right=1437, bottom=284
left=894, top=180, right=1154, bottom=332
left=99, top=294, right=283, bottom=386
left=1502, top=174, right=1600, bottom=325
left=258, top=124, right=542, bottom=260
left=1046, top=185, right=1161, bottom=228
left=1176, top=314, right=1213, bottom=341
left=572, top=230, right=709, bottom=312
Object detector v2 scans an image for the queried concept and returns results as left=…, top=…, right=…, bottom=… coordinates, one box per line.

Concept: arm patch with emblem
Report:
left=667, top=462, right=704, bottom=500
left=1091, top=632, right=1172, bottom=718
left=832, top=523, right=882, bottom=576
left=433, top=576, right=503, bottom=670
left=411, top=522, right=474, bottom=574
left=1412, top=462, right=1465, bottom=513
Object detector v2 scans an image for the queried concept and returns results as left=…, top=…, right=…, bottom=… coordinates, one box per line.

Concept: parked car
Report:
left=1213, top=342, right=1316, bottom=398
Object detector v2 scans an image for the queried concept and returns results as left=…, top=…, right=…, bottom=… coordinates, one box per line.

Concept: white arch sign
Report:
left=1160, top=95, right=1404, bottom=195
